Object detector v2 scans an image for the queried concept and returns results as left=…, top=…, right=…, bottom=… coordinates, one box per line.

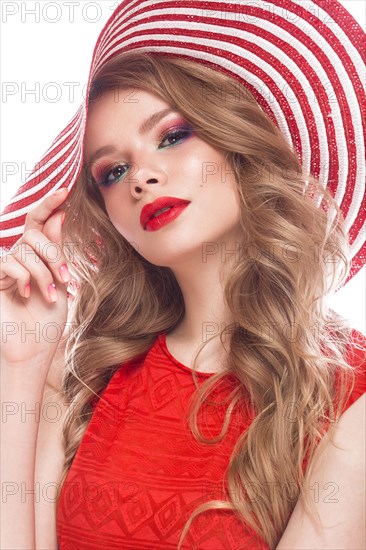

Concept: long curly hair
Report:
left=56, top=51, right=358, bottom=548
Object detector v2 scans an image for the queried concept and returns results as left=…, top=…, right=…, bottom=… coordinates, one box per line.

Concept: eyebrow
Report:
left=140, top=107, right=175, bottom=135
left=87, top=107, right=176, bottom=166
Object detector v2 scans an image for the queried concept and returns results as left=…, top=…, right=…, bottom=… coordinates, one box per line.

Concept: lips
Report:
left=140, top=196, right=191, bottom=230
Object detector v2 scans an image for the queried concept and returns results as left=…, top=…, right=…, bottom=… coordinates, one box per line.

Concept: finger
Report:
left=0, top=254, right=32, bottom=298
left=24, top=187, right=68, bottom=233
left=5, top=243, right=60, bottom=303
left=13, top=228, right=70, bottom=286
left=43, top=209, right=64, bottom=246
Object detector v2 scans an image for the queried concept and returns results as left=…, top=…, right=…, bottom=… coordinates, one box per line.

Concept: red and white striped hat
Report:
left=1, top=0, right=365, bottom=285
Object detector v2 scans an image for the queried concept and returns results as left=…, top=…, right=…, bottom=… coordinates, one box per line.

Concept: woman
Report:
left=1, top=1, right=365, bottom=549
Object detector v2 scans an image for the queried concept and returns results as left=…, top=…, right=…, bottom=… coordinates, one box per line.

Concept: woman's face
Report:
left=83, top=87, right=242, bottom=267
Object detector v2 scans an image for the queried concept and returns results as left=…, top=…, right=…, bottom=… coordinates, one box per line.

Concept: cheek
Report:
left=190, top=145, right=236, bottom=192
left=202, top=181, right=241, bottom=233
left=101, top=193, right=135, bottom=239
left=173, top=145, right=217, bottom=183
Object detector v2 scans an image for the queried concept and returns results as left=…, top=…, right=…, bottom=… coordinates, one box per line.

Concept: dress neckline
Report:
left=157, top=332, right=216, bottom=377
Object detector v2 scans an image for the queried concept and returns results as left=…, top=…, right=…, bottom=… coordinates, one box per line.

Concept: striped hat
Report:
left=1, top=0, right=365, bottom=285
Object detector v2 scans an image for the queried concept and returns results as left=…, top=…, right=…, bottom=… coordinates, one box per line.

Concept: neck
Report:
left=167, top=245, right=236, bottom=348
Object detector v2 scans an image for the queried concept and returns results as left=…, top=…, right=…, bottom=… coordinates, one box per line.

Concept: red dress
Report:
left=57, top=330, right=366, bottom=549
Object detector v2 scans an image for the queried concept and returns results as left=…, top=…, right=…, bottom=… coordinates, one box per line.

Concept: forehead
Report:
left=87, top=87, right=169, bottom=121
left=83, top=88, right=171, bottom=160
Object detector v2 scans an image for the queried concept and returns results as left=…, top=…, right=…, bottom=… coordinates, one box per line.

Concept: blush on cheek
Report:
left=108, top=217, right=138, bottom=248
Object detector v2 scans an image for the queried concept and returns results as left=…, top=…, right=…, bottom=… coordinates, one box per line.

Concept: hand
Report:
left=0, top=188, right=71, bottom=367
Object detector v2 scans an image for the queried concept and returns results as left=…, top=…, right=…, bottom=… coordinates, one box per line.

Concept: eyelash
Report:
left=94, top=126, right=193, bottom=188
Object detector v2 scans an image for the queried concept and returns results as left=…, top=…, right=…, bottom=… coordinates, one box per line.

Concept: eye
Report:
left=159, top=127, right=193, bottom=148
left=96, top=163, right=129, bottom=188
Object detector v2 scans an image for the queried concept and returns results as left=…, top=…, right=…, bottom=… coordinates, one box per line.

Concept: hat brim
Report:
left=1, top=0, right=364, bottom=285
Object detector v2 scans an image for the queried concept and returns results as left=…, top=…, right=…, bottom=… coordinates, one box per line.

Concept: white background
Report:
left=1, top=0, right=365, bottom=333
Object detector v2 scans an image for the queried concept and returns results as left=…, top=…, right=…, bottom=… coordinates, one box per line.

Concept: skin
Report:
left=83, top=87, right=243, bottom=372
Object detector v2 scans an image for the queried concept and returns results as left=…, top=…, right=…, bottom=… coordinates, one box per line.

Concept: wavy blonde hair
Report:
left=57, top=51, right=359, bottom=548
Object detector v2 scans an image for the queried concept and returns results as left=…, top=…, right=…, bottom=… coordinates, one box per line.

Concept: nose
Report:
left=129, top=162, right=166, bottom=198
left=132, top=177, right=158, bottom=196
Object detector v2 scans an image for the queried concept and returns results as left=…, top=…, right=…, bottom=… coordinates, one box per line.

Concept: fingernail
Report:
left=24, top=283, right=31, bottom=298
left=53, top=187, right=67, bottom=196
left=48, top=283, right=58, bottom=302
left=59, top=263, right=71, bottom=283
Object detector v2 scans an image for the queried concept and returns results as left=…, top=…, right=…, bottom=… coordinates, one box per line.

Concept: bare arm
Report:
left=34, top=345, right=69, bottom=550
left=1, top=359, right=49, bottom=549
left=276, top=393, right=366, bottom=549
left=1, top=340, right=68, bottom=550
left=0, top=188, right=70, bottom=549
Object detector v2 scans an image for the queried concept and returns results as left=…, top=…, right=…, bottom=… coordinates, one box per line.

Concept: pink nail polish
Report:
left=24, top=283, right=31, bottom=298
left=59, top=263, right=71, bottom=283
left=48, top=283, right=58, bottom=303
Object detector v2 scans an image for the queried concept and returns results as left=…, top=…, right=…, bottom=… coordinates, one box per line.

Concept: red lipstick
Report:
left=140, top=196, right=191, bottom=231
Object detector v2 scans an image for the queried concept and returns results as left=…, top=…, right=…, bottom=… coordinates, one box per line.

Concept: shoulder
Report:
left=339, top=328, right=366, bottom=413
left=331, top=327, right=366, bottom=462
left=276, top=393, right=365, bottom=548
left=344, top=328, right=366, bottom=366
left=346, top=330, right=366, bottom=392
left=276, top=390, right=365, bottom=548
left=276, top=329, right=366, bottom=548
